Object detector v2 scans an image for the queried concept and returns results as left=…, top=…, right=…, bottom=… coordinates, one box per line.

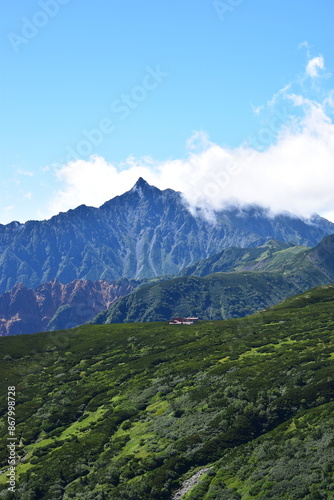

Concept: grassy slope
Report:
left=0, top=285, right=334, bottom=499
left=180, top=236, right=334, bottom=280
left=178, top=240, right=301, bottom=276
left=93, top=236, right=334, bottom=325
left=179, top=233, right=334, bottom=278
left=93, top=270, right=313, bottom=324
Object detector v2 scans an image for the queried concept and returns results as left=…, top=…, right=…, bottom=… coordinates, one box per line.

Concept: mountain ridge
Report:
left=0, top=278, right=138, bottom=335
left=180, top=233, right=334, bottom=279
left=0, top=178, right=333, bottom=294
left=94, top=234, right=334, bottom=324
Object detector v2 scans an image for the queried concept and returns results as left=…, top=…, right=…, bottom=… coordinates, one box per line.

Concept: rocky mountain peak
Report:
left=129, top=177, right=154, bottom=194
left=135, top=177, right=150, bottom=188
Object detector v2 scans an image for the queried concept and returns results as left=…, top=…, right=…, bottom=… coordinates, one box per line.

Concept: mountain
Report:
left=92, top=272, right=302, bottom=324
left=0, top=278, right=137, bottom=336
left=3, top=236, right=332, bottom=334
left=0, top=178, right=333, bottom=294
left=1, top=285, right=333, bottom=498
left=178, top=239, right=303, bottom=276
left=93, top=235, right=334, bottom=324
left=180, top=234, right=334, bottom=282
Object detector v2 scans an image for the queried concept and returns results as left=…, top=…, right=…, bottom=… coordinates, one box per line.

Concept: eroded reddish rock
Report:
left=0, top=279, right=135, bottom=335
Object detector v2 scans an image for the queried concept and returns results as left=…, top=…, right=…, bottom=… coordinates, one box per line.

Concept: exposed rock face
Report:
left=0, top=279, right=136, bottom=335
left=0, top=178, right=333, bottom=294
left=307, top=234, right=334, bottom=277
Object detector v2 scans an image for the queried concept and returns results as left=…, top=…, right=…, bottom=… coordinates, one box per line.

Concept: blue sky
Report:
left=1, top=0, right=334, bottom=223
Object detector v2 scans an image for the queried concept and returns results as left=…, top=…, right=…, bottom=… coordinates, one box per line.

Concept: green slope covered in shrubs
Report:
left=0, top=285, right=334, bottom=499
left=93, top=235, right=334, bottom=324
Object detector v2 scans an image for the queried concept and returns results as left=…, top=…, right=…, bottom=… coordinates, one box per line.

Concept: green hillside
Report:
left=92, top=235, right=334, bottom=325
left=180, top=235, right=334, bottom=282
left=178, top=240, right=304, bottom=276
left=0, top=285, right=334, bottom=499
left=93, top=271, right=303, bottom=324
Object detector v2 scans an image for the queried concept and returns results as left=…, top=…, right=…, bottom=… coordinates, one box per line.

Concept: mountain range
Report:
left=1, top=178, right=333, bottom=295
left=1, top=178, right=333, bottom=335
left=2, top=234, right=334, bottom=334
left=180, top=233, right=334, bottom=278
left=93, top=234, right=334, bottom=324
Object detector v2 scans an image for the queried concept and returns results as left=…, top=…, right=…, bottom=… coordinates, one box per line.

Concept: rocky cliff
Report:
left=0, top=278, right=136, bottom=335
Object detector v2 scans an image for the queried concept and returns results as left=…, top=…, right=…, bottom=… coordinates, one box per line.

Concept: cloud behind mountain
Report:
left=48, top=90, right=334, bottom=222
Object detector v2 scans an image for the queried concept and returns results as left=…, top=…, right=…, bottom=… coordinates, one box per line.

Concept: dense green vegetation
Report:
left=0, top=285, right=334, bottom=499
left=93, top=235, right=334, bottom=325
left=180, top=234, right=334, bottom=283
left=178, top=240, right=305, bottom=276
left=94, top=271, right=305, bottom=324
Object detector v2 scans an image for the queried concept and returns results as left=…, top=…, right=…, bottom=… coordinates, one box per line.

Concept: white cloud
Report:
left=306, top=56, right=325, bottom=78
left=47, top=93, right=334, bottom=223
left=251, top=104, right=264, bottom=115
left=298, top=41, right=311, bottom=60
left=17, top=169, right=33, bottom=177
left=186, top=130, right=213, bottom=152
left=49, top=156, right=159, bottom=216
left=323, top=211, right=334, bottom=223
left=298, top=41, right=310, bottom=50
left=324, top=90, right=334, bottom=108
left=267, top=84, right=291, bottom=108
left=46, top=54, right=334, bottom=225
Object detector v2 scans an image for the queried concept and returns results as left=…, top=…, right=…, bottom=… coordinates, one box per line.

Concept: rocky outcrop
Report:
left=0, top=279, right=136, bottom=335
left=171, top=468, right=213, bottom=499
